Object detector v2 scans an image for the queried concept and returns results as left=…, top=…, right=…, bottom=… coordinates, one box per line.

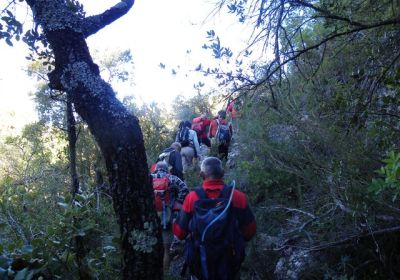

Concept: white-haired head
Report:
left=200, top=157, right=224, bottom=180
left=156, top=161, right=168, bottom=172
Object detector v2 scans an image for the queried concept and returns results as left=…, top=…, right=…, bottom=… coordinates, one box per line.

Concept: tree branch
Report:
left=309, top=225, right=400, bottom=251
left=272, top=225, right=400, bottom=252
left=251, top=17, right=400, bottom=90
left=290, top=0, right=367, bottom=28
left=1, top=0, right=16, bottom=15
left=81, top=0, right=135, bottom=38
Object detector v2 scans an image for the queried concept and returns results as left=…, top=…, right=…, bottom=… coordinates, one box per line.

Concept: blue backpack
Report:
left=184, top=182, right=245, bottom=280
left=216, top=120, right=231, bottom=145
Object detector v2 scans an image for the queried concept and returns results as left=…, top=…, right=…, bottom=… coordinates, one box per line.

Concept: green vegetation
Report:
left=210, top=0, right=400, bottom=278
left=1, top=0, right=400, bottom=278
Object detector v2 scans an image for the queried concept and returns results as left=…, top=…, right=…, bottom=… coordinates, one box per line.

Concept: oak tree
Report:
left=1, top=0, right=163, bottom=278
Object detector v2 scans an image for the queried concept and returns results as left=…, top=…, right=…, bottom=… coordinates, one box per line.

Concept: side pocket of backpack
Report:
left=184, top=234, right=203, bottom=278
left=184, top=235, right=195, bottom=265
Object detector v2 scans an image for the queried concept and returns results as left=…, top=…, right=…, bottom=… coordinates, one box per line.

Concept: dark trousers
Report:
left=200, top=137, right=211, bottom=148
left=218, top=142, right=229, bottom=160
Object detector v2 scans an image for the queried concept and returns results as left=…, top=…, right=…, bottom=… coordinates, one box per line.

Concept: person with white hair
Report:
left=155, top=142, right=184, bottom=180
left=151, top=161, right=189, bottom=270
left=173, top=157, right=256, bottom=280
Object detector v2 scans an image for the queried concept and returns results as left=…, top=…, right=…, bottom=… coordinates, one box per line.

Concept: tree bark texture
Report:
left=66, top=96, right=79, bottom=196
left=24, top=1, right=163, bottom=279
left=66, top=96, right=88, bottom=279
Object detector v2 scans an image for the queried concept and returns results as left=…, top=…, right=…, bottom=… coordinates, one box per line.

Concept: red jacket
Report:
left=226, top=101, right=239, bottom=119
left=173, top=179, right=256, bottom=241
left=209, top=118, right=233, bottom=138
left=192, top=117, right=211, bottom=139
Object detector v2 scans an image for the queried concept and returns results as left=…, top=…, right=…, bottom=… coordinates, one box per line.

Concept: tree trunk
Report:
left=66, top=97, right=88, bottom=279
left=66, top=96, right=80, bottom=196
left=24, top=1, right=163, bottom=278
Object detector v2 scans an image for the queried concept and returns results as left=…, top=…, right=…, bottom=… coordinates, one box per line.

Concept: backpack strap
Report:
left=195, top=184, right=232, bottom=200
left=198, top=181, right=236, bottom=279
left=194, top=186, right=207, bottom=200
left=219, top=184, right=233, bottom=199
left=185, top=127, right=190, bottom=141
left=179, top=127, right=185, bottom=140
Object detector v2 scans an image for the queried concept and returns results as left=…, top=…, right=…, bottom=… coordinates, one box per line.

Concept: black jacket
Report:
left=159, top=147, right=184, bottom=180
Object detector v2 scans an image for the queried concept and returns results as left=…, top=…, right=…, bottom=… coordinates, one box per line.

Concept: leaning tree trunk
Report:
left=24, top=0, right=163, bottom=279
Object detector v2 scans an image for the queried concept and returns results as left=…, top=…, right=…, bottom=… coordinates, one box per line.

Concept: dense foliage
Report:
left=214, top=0, right=400, bottom=279
left=1, top=0, right=400, bottom=279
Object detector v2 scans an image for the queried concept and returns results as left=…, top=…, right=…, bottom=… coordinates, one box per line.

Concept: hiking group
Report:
left=150, top=105, right=256, bottom=280
left=179, top=109, right=234, bottom=166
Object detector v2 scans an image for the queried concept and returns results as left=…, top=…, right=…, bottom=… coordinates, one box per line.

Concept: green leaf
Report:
left=79, top=224, right=96, bottom=232
left=30, top=239, right=43, bottom=248
left=103, top=246, right=116, bottom=252
left=75, top=231, right=86, bottom=237
left=57, top=202, right=69, bottom=209
left=112, top=236, right=121, bottom=244
left=21, top=245, right=33, bottom=254
left=0, top=256, right=10, bottom=269
left=61, top=251, right=75, bottom=265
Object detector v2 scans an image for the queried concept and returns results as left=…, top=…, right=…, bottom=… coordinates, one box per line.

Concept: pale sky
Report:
left=0, top=0, right=260, bottom=133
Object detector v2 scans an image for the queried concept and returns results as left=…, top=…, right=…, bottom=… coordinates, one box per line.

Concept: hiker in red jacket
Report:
left=151, top=161, right=189, bottom=270
left=173, top=157, right=256, bottom=279
left=226, top=100, right=239, bottom=119
left=226, top=99, right=240, bottom=134
left=192, top=113, right=212, bottom=148
left=209, top=110, right=233, bottom=160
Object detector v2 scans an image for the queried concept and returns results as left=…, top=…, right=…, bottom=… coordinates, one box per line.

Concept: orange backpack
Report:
left=153, top=176, right=170, bottom=212
left=153, top=175, right=171, bottom=229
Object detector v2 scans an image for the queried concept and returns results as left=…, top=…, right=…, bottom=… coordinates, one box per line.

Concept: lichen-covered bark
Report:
left=81, top=0, right=135, bottom=37
left=66, top=96, right=79, bottom=196
left=24, top=0, right=163, bottom=279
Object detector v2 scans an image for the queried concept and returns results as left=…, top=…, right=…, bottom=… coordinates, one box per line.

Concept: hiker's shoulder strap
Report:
left=152, top=172, right=168, bottom=181
left=194, top=185, right=232, bottom=200
left=194, top=186, right=207, bottom=200
left=219, top=184, right=233, bottom=199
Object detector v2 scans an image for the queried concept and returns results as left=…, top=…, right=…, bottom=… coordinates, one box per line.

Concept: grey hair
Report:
left=156, top=161, right=168, bottom=171
left=200, top=157, right=224, bottom=179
